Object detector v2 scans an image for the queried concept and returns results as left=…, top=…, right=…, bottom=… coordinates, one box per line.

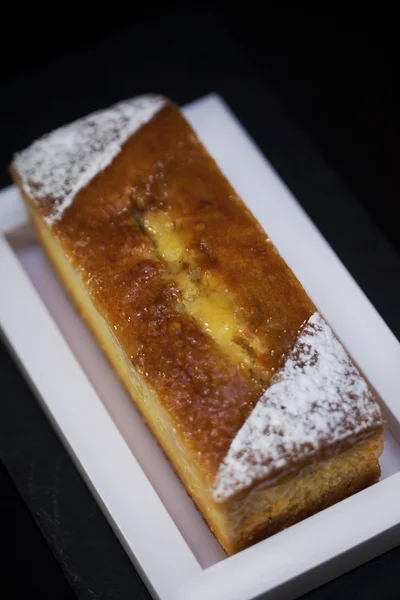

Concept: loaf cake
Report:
left=9, top=95, right=385, bottom=555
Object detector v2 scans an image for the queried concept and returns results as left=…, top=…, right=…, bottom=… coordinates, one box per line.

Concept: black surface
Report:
left=0, top=459, right=76, bottom=600
left=226, top=10, right=400, bottom=258
left=1, top=4, right=399, bottom=599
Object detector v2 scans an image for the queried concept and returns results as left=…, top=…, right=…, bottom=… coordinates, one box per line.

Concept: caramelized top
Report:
left=11, top=98, right=384, bottom=495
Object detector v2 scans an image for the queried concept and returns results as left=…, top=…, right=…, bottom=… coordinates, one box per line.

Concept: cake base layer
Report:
left=222, top=431, right=383, bottom=554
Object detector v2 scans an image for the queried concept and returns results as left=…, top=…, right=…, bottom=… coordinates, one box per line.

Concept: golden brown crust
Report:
left=9, top=97, right=385, bottom=555
left=126, top=106, right=316, bottom=375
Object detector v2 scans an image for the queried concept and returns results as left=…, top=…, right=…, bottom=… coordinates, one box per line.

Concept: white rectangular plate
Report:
left=1, top=94, right=400, bottom=600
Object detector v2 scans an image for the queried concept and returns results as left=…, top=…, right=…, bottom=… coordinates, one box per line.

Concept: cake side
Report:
left=9, top=95, right=386, bottom=554
left=221, top=430, right=384, bottom=554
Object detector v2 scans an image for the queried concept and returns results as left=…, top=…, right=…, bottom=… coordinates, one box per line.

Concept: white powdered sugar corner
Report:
left=213, top=311, right=384, bottom=501
left=12, top=94, right=167, bottom=225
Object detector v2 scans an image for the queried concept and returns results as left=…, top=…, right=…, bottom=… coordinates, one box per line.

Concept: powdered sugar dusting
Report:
left=213, top=312, right=383, bottom=501
left=12, top=95, right=167, bottom=225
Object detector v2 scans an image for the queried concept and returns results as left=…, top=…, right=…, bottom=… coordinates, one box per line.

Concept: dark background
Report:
left=1, top=5, right=398, bottom=254
left=1, top=3, right=399, bottom=598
